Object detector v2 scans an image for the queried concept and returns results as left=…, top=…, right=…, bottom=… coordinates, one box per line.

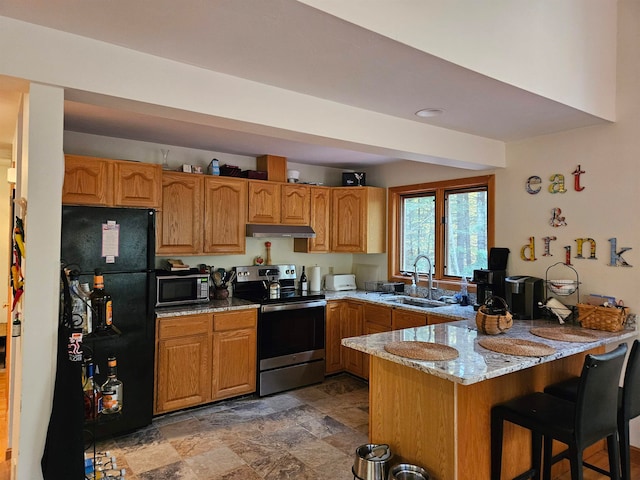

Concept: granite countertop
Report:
left=155, top=297, right=260, bottom=318
left=342, top=317, right=638, bottom=386
left=324, top=290, right=477, bottom=320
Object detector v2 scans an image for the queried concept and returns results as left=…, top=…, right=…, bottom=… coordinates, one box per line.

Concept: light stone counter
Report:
left=342, top=317, right=637, bottom=385
left=324, top=290, right=476, bottom=321
left=155, top=298, right=259, bottom=317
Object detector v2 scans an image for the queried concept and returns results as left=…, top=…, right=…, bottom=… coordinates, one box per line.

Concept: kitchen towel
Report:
left=309, top=266, right=321, bottom=292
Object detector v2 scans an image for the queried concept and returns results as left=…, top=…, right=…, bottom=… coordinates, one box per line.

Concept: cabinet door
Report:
left=212, top=310, right=257, bottom=400
left=427, top=313, right=455, bottom=325
left=363, top=321, right=391, bottom=380
left=364, top=303, right=392, bottom=328
left=342, top=301, right=364, bottom=377
left=62, top=155, right=113, bottom=206
left=203, top=176, right=247, bottom=254
left=294, top=186, right=331, bottom=253
left=248, top=181, right=281, bottom=223
left=114, top=161, right=162, bottom=208
left=212, top=328, right=257, bottom=400
left=331, top=188, right=366, bottom=252
left=281, top=184, right=310, bottom=225
left=325, top=301, right=344, bottom=374
left=155, top=315, right=211, bottom=414
left=156, top=172, right=203, bottom=255
left=392, top=309, right=428, bottom=330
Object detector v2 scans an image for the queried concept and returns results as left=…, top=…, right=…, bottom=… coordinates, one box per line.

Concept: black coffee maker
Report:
left=472, top=247, right=509, bottom=311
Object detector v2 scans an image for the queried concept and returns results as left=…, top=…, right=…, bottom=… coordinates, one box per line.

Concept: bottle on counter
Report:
left=90, top=269, right=113, bottom=331
left=83, top=360, right=103, bottom=420
left=101, top=356, right=123, bottom=414
left=460, top=276, right=469, bottom=306
left=299, top=266, right=308, bottom=293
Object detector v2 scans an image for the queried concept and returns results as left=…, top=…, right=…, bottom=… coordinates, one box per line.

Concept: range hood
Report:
left=246, top=224, right=316, bottom=238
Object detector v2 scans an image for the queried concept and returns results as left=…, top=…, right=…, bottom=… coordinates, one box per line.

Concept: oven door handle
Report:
left=261, top=300, right=327, bottom=313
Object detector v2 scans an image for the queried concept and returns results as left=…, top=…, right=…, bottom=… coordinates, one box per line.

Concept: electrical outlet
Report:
left=328, top=266, right=334, bottom=274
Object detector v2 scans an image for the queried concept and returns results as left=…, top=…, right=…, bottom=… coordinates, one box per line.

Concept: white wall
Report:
left=364, top=0, right=640, bottom=446
left=14, top=84, right=65, bottom=480
left=301, top=0, right=617, bottom=119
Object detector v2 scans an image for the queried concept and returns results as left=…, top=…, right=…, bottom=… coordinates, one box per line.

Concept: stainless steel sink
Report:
left=386, top=296, right=447, bottom=309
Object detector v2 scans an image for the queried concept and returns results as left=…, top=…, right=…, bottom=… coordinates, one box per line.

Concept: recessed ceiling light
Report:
left=415, top=108, right=444, bottom=118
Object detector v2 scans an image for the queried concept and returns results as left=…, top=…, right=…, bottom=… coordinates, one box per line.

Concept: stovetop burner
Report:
left=232, top=264, right=325, bottom=304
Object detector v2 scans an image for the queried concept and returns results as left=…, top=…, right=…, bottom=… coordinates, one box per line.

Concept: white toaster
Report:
left=325, top=274, right=357, bottom=291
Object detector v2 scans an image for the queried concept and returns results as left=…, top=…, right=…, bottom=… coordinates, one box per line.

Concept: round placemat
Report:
left=529, top=327, right=598, bottom=343
left=478, top=337, right=556, bottom=357
left=384, top=341, right=459, bottom=361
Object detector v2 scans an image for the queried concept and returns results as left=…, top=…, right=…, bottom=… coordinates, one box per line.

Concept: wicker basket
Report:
left=475, top=296, right=513, bottom=335
left=577, top=303, right=628, bottom=332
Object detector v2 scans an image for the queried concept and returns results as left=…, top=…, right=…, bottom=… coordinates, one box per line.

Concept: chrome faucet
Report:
left=412, top=254, right=434, bottom=300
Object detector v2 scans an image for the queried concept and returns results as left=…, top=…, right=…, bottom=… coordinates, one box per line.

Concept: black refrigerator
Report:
left=60, top=205, right=156, bottom=439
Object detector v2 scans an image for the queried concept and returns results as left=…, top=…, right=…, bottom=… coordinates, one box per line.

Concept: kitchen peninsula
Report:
left=343, top=318, right=637, bottom=480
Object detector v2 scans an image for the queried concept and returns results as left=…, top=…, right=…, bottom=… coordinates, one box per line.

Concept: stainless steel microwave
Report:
left=156, top=272, right=210, bottom=307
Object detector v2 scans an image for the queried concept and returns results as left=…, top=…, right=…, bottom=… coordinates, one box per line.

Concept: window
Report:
left=389, top=175, right=494, bottom=287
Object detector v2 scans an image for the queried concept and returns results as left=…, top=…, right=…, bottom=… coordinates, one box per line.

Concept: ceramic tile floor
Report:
left=95, top=374, right=369, bottom=479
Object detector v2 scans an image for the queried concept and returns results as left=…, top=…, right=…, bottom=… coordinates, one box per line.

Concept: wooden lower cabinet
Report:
left=427, top=313, right=455, bottom=325
left=155, top=314, right=211, bottom=414
left=212, top=310, right=257, bottom=401
left=325, top=301, right=345, bottom=375
left=155, top=309, right=257, bottom=414
left=342, top=301, right=365, bottom=377
left=325, top=300, right=459, bottom=379
left=392, top=309, right=428, bottom=330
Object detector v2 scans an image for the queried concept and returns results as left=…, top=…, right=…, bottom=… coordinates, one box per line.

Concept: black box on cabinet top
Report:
left=342, top=172, right=366, bottom=186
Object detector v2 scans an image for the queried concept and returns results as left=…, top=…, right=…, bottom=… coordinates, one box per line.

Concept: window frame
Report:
left=387, top=175, right=495, bottom=290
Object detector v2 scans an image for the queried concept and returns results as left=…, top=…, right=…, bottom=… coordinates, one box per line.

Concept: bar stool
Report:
left=491, top=343, right=627, bottom=480
left=544, top=339, right=639, bottom=480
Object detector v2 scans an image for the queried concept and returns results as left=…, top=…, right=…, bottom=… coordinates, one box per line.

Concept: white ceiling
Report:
left=0, top=0, right=608, bottom=168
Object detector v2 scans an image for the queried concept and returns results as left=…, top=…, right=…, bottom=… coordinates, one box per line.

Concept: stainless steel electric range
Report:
left=232, top=264, right=326, bottom=396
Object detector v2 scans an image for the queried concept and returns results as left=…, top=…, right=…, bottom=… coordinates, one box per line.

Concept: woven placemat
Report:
left=530, top=327, right=598, bottom=343
left=384, top=341, right=459, bottom=361
left=478, top=337, right=557, bottom=357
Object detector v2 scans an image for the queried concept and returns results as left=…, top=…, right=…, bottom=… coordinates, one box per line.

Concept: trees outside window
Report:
left=389, top=175, right=494, bottom=287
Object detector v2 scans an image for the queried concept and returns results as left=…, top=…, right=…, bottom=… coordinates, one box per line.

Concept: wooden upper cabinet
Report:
left=294, top=186, right=330, bottom=253
left=248, top=181, right=281, bottom=224
left=281, top=184, right=310, bottom=225
left=156, top=172, right=203, bottom=255
left=62, top=155, right=113, bottom=206
left=331, top=186, right=386, bottom=254
left=114, top=161, right=162, bottom=208
left=63, top=154, right=161, bottom=208
left=203, top=176, right=247, bottom=254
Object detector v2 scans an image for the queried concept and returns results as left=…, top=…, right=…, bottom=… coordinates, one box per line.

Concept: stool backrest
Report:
left=622, top=339, right=640, bottom=421
left=576, top=343, right=628, bottom=445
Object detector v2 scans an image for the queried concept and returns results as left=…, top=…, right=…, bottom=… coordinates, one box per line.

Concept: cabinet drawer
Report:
left=213, top=309, right=257, bottom=331
left=157, top=314, right=210, bottom=339
left=363, top=303, right=392, bottom=327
